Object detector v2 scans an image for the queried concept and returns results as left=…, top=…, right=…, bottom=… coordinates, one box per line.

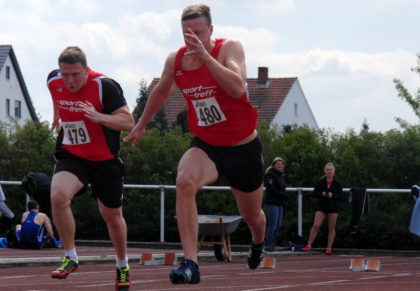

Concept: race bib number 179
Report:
left=192, top=97, right=226, bottom=126
left=62, top=121, right=91, bottom=145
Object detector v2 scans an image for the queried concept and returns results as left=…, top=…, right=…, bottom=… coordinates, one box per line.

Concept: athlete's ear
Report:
left=209, top=24, right=213, bottom=36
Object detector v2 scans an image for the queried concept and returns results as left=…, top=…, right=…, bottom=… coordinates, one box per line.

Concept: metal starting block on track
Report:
left=350, top=258, right=381, bottom=272
left=140, top=252, right=177, bottom=266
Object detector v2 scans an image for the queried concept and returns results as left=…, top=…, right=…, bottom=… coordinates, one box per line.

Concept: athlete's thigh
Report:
left=177, top=147, right=218, bottom=188
left=51, top=171, right=84, bottom=199
left=231, top=185, right=264, bottom=216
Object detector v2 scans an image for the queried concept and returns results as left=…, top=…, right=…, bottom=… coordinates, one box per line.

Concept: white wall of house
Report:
left=271, top=80, right=319, bottom=129
left=0, top=56, right=33, bottom=126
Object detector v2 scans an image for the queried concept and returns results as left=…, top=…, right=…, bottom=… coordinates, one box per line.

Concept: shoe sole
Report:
left=51, top=272, right=70, bottom=279
left=51, top=266, right=78, bottom=279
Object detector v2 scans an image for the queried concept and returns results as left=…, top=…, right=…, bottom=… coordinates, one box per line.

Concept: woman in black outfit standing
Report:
left=302, top=162, right=343, bottom=255
left=264, top=157, right=288, bottom=251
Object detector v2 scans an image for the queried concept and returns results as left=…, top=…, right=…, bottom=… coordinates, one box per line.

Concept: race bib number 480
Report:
left=192, top=97, right=226, bottom=126
left=62, top=121, right=91, bottom=145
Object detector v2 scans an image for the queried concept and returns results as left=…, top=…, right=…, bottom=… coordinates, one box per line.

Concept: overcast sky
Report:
left=1, top=0, right=419, bottom=132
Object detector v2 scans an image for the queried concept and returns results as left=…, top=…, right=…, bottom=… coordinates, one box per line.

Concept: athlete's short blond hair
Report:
left=58, top=46, right=87, bottom=67
left=181, top=4, right=212, bottom=26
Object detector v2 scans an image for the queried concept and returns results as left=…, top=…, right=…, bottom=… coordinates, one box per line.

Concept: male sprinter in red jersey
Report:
left=48, top=46, right=134, bottom=291
left=124, top=4, right=266, bottom=284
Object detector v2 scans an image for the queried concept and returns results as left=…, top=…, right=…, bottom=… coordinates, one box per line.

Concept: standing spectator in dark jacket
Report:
left=264, top=157, right=288, bottom=251
left=302, top=162, right=343, bottom=255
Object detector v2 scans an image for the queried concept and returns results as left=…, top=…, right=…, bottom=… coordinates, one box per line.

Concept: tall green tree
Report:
left=393, top=53, right=420, bottom=127
left=175, top=110, right=188, bottom=133
left=148, top=107, right=168, bottom=133
left=132, top=79, right=168, bottom=132
left=132, top=79, right=149, bottom=123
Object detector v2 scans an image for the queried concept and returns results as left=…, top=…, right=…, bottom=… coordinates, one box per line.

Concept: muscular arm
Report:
left=124, top=52, right=175, bottom=146
left=184, top=29, right=246, bottom=98
left=51, top=105, right=61, bottom=131
left=47, top=70, right=61, bottom=131
left=37, top=213, right=54, bottom=237
left=43, top=215, right=54, bottom=238
left=205, top=39, right=247, bottom=99
left=79, top=102, right=134, bottom=131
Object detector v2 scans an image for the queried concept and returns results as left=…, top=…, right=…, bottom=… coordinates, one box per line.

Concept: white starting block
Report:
left=365, top=259, right=381, bottom=272
left=350, top=258, right=366, bottom=272
left=140, top=252, right=177, bottom=265
left=350, top=258, right=381, bottom=272
left=259, top=256, right=276, bottom=269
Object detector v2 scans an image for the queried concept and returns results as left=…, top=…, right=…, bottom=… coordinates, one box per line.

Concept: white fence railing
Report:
left=0, top=181, right=412, bottom=242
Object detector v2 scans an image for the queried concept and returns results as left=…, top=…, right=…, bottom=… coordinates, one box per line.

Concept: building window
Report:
left=294, top=103, right=298, bottom=118
left=6, top=98, right=10, bottom=116
left=6, top=66, right=11, bottom=80
left=14, top=100, right=22, bottom=119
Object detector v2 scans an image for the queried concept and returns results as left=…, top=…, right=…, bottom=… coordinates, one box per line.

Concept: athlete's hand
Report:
left=183, top=28, right=212, bottom=63
left=51, top=108, right=61, bottom=131
left=80, top=101, right=102, bottom=123
left=123, top=123, right=146, bottom=147
left=50, top=118, right=60, bottom=132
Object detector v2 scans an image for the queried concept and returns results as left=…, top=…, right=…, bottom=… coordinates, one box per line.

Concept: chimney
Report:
left=257, top=67, right=268, bottom=85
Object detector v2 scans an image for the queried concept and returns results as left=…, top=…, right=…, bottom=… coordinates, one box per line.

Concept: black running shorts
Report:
left=190, top=136, right=264, bottom=192
left=53, top=149, right=125, bottom=208
left=318, top=204, right=339, bottom=214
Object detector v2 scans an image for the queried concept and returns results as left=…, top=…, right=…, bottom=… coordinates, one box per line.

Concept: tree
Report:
left=132, top=79, right=169, bottom=132
left=148, top=108, right=168, bottom=133
left=132, top=79, right=149, bottom=123
left=393, top=54, right=420, bottom=127
left=174, top=110, right=188, bottom=133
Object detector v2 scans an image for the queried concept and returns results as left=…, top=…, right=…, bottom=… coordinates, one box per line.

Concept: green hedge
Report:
left=1, top=121, right=419, bottom=250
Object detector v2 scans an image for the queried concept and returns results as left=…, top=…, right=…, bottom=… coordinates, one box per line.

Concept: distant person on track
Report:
left=302, top=162, right=343, bottom=255
left=264, top=157, right=288, bottom=251
left=124, top=3, right=266, bottom=284
left=15, top=200, right=55, bottom=249
left=47, top=46, right=134, bottom=290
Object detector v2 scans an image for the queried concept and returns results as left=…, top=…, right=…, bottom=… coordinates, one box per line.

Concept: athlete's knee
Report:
left=50, top=190, right=71, bottom=208
left=176, top=173, right=199, bottom=194
left=242, top=208, right=264, bottom=225
left=101, top=208, right=123, bottom=224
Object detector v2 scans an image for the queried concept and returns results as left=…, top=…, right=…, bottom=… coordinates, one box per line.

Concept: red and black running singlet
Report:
left=47, top=68, right=127, bottom=161
left=173, top=38, right=258, bottom=146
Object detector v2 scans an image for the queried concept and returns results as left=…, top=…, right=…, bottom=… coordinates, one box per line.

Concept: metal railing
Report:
left=0, top=181, right=412, bottom=242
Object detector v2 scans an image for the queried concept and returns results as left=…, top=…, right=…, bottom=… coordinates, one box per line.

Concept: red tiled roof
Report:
left=146, top=77, right=297, bottom=126
left=247, top=77, right=297, bottom=124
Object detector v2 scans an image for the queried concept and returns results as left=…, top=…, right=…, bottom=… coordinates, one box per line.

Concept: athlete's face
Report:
left=59, top=62, right=89, bottom=93
left=182, top=16, right=213, bottom=50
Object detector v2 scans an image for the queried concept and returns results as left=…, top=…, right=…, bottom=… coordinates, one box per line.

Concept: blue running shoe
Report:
left=169, top=259, right=200, bottom=284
